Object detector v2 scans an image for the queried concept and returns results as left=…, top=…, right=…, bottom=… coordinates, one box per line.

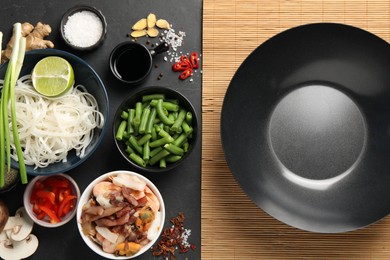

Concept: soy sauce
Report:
left=113, top=46, right=151, bottom=82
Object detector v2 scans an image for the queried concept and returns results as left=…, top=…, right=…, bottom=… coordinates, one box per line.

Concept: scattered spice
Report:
left=151, top=212, right=196, bottom=260
left=63, top=11, right=104, bottom=48
left=160, top=29, right=186, bottom=63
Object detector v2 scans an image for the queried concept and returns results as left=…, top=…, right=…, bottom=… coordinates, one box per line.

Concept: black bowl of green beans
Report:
left=113, top=86, right=198, bottom=173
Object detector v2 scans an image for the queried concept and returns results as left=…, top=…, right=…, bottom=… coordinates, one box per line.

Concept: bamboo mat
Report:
left=202, top=0, right=390, bottom=259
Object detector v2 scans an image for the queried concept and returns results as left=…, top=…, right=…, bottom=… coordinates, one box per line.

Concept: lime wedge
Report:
left=31, top=56, right=74, bottom=97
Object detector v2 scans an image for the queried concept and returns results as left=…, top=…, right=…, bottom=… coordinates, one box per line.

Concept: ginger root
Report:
left=1, top=22, right=54, bottom=64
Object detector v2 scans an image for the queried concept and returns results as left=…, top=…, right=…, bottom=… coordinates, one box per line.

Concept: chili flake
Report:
left=151, top=212, right=196, bottom=259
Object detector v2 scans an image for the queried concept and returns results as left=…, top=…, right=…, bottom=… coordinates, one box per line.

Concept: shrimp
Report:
left=93, top=181, right=123, bottom=208
left=144, top=186, right=160, bottom=213
left=93, top=181, right=121, bottom=197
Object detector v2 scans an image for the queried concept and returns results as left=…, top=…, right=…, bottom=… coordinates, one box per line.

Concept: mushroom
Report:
left=0, top=199, right=9, bottom=233
left=0, top=207, right=38, bottom=259
left=10, top=207, right=34, bottom=241
left=0, top=234, right=39, bottom=260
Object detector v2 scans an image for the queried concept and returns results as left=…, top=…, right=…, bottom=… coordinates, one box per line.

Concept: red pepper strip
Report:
left=57, top=195, right=76, bottom=218
left=172, top=61, right=191, bottom=72
left=58, top=187, right=72, bottom=203
left=32, top=203, right=42, bottom=215
left=179, top=68, right=193, bottom=80
left=35, top=190, right=56, bottom=205
left=189, top=52, right=199, bottom=69
left=43, top=176, right=70, bottom=189
left=39, top=205, right=61, bottom=223
left=36, top=211, right=46, bottom=220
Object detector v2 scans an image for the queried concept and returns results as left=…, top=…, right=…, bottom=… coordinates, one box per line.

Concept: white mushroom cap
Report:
left=10, top=207, right=34, bottom=241
left=0, top=234, right=39, bottom=260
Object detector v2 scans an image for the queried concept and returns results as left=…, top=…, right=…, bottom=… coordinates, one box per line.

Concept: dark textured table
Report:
left=0, top=1, right=202, bottom=259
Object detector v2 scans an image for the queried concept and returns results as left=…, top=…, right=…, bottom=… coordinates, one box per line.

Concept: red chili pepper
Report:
left=179, top=68, right=193, bottom=80
left=172, top=61, right=191, bottom=72
left=180, top=55, right=191, bottom=66
left=189, top=52, right=199, bottom=69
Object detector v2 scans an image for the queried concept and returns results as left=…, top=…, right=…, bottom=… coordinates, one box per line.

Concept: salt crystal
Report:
left=64, top=10, right=103, bottom=48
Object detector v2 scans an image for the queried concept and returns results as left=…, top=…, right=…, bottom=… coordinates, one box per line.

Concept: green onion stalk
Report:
left=0, top=23, right=28, bottom=188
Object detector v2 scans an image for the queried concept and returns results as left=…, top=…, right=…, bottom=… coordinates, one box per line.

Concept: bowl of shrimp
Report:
left=76, top=170, right=165, bottom=259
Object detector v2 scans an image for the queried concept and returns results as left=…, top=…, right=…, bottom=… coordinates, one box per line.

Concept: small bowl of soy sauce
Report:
left=109, top=41, right=169, bottom=85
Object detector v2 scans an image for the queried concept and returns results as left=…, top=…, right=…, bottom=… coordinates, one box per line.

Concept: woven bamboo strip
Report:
left=202, top=0, right=390, bottom=259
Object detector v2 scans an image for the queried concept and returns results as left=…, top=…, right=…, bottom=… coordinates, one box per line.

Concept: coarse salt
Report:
left=161, top=28, right=186, bottom=63
left=64, top=10, right=103, bottom=48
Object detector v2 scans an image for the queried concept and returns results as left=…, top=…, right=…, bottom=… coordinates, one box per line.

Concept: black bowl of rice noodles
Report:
left=0, top=49, right=109, bottom=176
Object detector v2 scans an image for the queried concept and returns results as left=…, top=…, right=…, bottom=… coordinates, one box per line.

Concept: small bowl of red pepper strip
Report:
left=23, top=174, right=80, bottom=228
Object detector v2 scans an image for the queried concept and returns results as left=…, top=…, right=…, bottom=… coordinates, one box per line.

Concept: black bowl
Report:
left=0, top=49, right=109, bottom=176
left=113, top=87, right=198, bottom=173
left=60, top=5, right=107, bottom=51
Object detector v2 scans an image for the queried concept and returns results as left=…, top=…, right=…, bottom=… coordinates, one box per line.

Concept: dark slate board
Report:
left=0, top=0, right=202, bottom=259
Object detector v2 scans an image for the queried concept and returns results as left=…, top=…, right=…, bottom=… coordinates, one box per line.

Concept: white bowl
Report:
left=76, top=170, right=165, bottom=259
left=23, top=173, right=80, bottom=228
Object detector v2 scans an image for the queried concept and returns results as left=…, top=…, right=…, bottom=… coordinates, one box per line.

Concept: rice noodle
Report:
left=0, top=74, right=105, bottom=169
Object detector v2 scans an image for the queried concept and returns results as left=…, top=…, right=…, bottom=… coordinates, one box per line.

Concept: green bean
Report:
left=162, top=101, right=179, bottom=112
left=168, top=113, right=175, bottom=123
left=115, top=120, right=127, bottom=141
left=149, top=99, right=158, bottom=107
left=125, top=145, right=135, bottom=155
left=121, top=110, right=129, bottom=120
left=149, top=136, right=174, bottom=148
left=185, top=111, right=193, bottom=124
left=129, top=136, right=143, bottom=154
left=129, top=153, right=146, bottom=167
left=123, top=131, right=130, bottom=140
left=171, top=109, right=186, bottom=133
left=151, top=126, right=157, bottom=141
left=137, top=134, right=152, bottom=146
left=142, top=94, right=165, bottom=103
left=166, top=155, right=182, bottom=163
left=172, top=133, right=180, bottom=140
left=157, top=128, right=172, bottom=139
left=159, top=158, right=166, bottom=168
left=127, top=109, right=135, bottom=134
left=164, top=143, right=184, bottom=156
left=183, top=142, right=189, bottom=152
left=143, top=141, right=150, bottom=160
left=138, top=106, right=150, bottom=134
left=173, top=133, right=187, bottom=147
left=166, top=99, right=179, bottom=104
left=150, top=146, right=163, bottom=157
left=145, top=108, right=156, bottom=134
left=150, top=100, right=179, bottom=112
left=133, top=102, right=143, bottom=131
left=182, top=120, right=193, bottom=135
left=149, top=149, right=170, bottom=165
left=156, top=99, right=174, bottom=125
